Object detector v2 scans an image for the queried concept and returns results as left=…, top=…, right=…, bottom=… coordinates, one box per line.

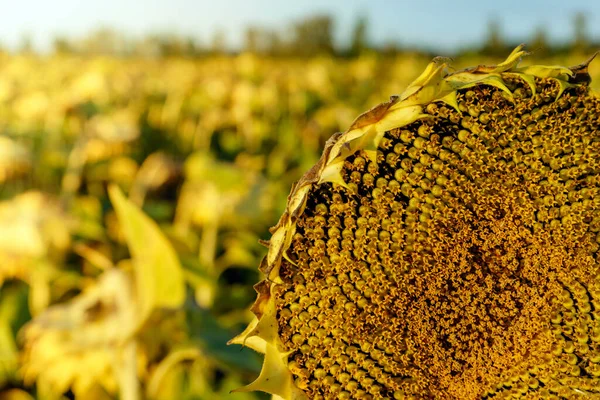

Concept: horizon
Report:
left=3, top=0, right=600, bottom=53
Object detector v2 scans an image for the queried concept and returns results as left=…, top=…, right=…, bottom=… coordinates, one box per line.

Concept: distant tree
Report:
left=244, top=27, right=259, bottom=53
left=266, top=30, right=285, bottom=56
left=482, top=17, right=504, bottom=56
left=531, top=25, right=549, bottom=53
left=53, top=36, right=74, bottom=54
left=380, top=39, right=401, bottom=57
left=211, top=29, right=227, bottom=55
left=184, top=37, right=200, bottom=56
left=244, top=26, right=276, bottom=54
left=19, top=34, right=34, bottom=55
left=133, top=34, right=162, bottom=58
left=79, top=28, right=129, bottom=56
left=291, top=15, right=334, bottom=56
left=349, top=16, right=369, bottom=57
left=572, top=12, right=588, bottom=52
left=158, top=35, right=186, bottom=57
left=133, top=34, right=201, bottom=58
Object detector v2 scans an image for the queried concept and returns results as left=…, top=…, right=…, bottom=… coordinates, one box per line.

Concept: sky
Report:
left=1, top=0, right=600, bottom=53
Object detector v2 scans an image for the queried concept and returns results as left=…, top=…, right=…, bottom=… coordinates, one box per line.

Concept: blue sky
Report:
left=2, top=0, right=600, bottom=52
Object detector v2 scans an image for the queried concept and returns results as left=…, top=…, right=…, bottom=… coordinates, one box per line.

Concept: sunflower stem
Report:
left=118, top=339, right=140, bottom=400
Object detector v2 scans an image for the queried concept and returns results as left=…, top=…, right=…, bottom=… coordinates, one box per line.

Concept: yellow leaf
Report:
left=108, top=185, right=185, bottom=323
left=146, top=347, right=201, bottom=399
left=0, top=389, right=35, bottom=400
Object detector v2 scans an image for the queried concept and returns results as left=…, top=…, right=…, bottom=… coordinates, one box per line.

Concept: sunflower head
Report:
left=231, top=46, right=600, bottom=399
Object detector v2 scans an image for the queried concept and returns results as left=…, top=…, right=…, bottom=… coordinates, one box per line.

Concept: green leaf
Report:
left=184, top=153, right=247, bottom=192
left=108, top=184, right=185, bottom=323
left=0, top=282, right=30, bottom=384
left=0, top=282, right=30, bottom=335
left=186, top=305, right=262, bottom=373
left=0, top=321, right=18, bottom=384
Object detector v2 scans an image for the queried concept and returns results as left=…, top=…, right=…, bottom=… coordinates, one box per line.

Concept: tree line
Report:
left=26, top=12, right=599, bottom=58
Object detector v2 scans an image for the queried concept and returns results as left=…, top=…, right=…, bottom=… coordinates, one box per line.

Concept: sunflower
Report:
left=231, top=46, right=600, bottom=399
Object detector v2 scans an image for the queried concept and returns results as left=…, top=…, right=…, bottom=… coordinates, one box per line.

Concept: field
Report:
left=0, top=51, right=599, bottom=399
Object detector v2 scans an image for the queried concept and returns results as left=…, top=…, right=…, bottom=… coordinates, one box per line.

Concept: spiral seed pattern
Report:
left=273, top=77, right=600, bottom=399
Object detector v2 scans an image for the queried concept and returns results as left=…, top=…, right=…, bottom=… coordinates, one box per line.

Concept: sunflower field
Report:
left=0, top=50, right=599, bottom=400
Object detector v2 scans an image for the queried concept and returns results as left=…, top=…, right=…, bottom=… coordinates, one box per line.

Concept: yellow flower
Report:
left=0, top=192, right=70, bottom=287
